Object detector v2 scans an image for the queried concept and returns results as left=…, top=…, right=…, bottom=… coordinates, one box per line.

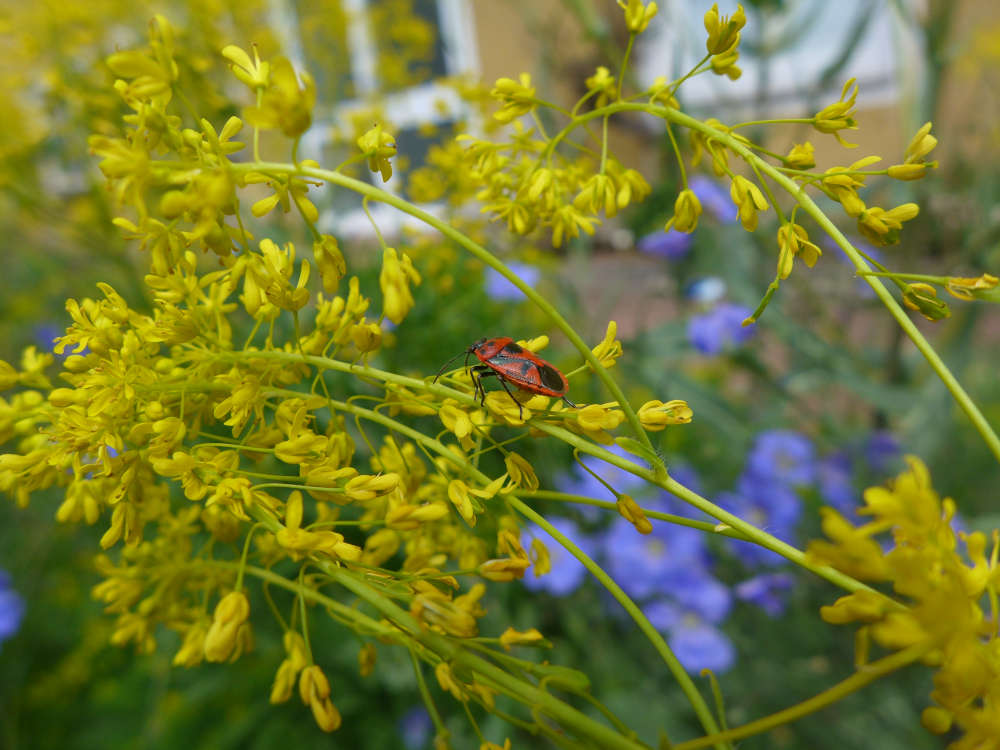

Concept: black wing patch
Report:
left=501, top=341, right=524, bottom=355
left=536, top=363, right=566, bottom=392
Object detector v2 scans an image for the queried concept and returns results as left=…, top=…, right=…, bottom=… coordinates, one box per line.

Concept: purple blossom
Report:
left=398, top=706, right=433, bottom=749
left=735, top=572, right=794, bottom=617
left=637, top=229, right=693, bottom=260
left=865, top=431, right=901, bottom=473
left=689, top=175, right=735, bottom=223
left=601, top=517, right=708, bottom=600
left=687, top=302, right=755, bottom=355
left=0, top=571, right=25, bottom=649
left=746, top=430, right=816, bottom=487
left=484, top=263, right=540, bottom=301
left=522, top=517, right=596, bottom=596
left=817, top=451, right=856, bottom=514
left=718, top=474, right=802, bottom=568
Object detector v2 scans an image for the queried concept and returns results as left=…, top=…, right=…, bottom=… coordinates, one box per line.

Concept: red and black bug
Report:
left=434, top=337, right=577, bottom=419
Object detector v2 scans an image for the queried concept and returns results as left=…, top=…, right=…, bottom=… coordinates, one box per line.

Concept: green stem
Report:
left=509, top=497, right=728, bottom=749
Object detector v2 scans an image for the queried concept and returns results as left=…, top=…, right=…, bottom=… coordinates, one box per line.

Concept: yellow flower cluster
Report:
left=807, top=458, right=1000, bottom=747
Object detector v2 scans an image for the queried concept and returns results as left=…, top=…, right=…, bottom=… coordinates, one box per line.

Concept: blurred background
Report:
left=2, top=1, right=999, bottom=748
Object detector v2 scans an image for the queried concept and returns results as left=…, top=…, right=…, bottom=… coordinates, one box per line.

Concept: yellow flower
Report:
left=814, top=78, right=859, bottom=147
left=619, top=0, right=658, bottom=34
left=504, top=452, right=539, bottom=491
left=902, top=283, right=950, bottom=321
left=172, top=621, right=208, bottom=668
left=344, top=473, right=400, bottom=501
left=729, top=175, right=768, bottom=231
left=710, top=45, right=742, bottom=80
left=857, top=202, right=919, bottom=246
left=313, top=235, right=346, bottom=294
left=575, top=403, right=626, bottom=433
left=616, top=495, right=652, bottom=534
left=491, top=73, right=536, bottom=123
left=221, top=43, right=270, bottom=89
left=592, top=320, right=623, bottom=368
left=704, top=3, right=745, bottom=54
left=479, top=557, right=531, bottom=581
left=385, top=502, right=449, bottom=530
left=574, top=174, right=619, bottom=218
left=776, top=222, right=822, bottom=279
left=785, top=142, right=816, bottom=169
left=945, top=273, right=1000, bottom=301
left=447, top=479, right=478, bottom=526
left=585, top=66, right=616, bottom=106
left=204, top=591, right=250, bottom=662
left=243, top=56, right=315, bottom=138
left=434, top=662, right=468, bottom=701
left=357, top=123, right=397, bottom=182
left=299, top=665, right=342, bottom=732
left=889, top=122, right=938, bottom=180
left=379, top=247, right=422, bottom=324
left=637, top=399, right=692, bottom=430
left=664, top=189, right=702, bottom=234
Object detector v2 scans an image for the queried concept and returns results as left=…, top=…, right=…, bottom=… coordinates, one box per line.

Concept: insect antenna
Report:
left=433, top=349, right=473, bottom=382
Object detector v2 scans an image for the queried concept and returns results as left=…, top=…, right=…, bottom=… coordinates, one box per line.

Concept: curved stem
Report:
left=509, top=497, right=727, bottom=748
left=672, top=643, right=929, bottom=750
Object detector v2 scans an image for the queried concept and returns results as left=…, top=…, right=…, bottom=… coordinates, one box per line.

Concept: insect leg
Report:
left=494, top=374, right=524, bottom=420
left=471, top=365, right=494, bottom=407
left=561, top=396, right=577, bottom=408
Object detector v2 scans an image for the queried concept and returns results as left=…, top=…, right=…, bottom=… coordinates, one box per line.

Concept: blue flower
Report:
left=601, top=517, right=708, bottom=600
left=718, top=473, right=802, bottom=568
left=746, top=430, right=816, bottom=487
left=646, top=596, right=735, bottom=674
left=817, top=451, right=856, bottom=514
left=0, top=571, right=25, bottom=649
left=735, top=572, right=794, bottom=617
left=484, top=262, right=540, bottom=301
left=636, top=229, right=693, bottom=260
left=523, top=517, right=596, bottom=596
left=689, top=175, right=735, bottom=223
left=865, top=430, right=900, bottom=473
left=398, top=706, right=433, bottom=749
left=687, top=302, right=755, bottom=355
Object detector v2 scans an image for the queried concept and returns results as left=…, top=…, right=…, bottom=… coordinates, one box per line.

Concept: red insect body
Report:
left=434, top=337, right=576, bottom=417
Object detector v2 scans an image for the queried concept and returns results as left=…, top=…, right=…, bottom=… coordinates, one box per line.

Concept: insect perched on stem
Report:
left=434, top=337, right=577, bottom=419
